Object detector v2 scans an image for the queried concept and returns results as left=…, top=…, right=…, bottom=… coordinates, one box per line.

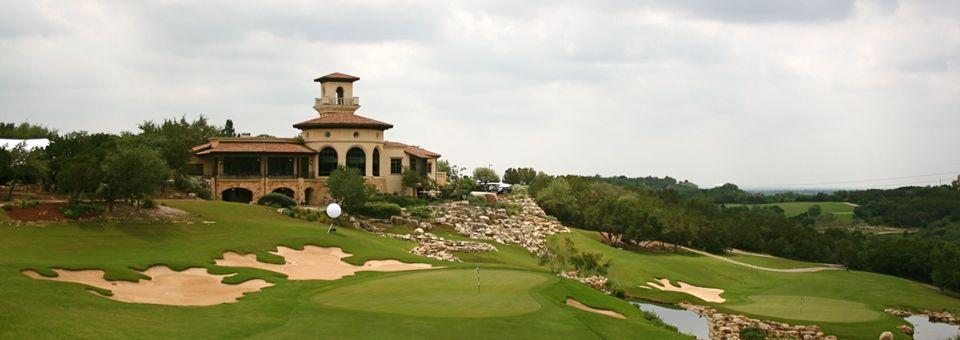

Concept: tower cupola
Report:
left=313, top=72, right=360, bottom=114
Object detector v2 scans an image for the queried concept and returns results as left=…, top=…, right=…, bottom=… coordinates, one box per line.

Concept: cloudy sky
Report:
left=2, top=0, right=958, bottom=189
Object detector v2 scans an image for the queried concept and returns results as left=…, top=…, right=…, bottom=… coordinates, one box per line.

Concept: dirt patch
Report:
left=565, top=298, right=626, bottom=319
left=215, top=245, right=436, bottom=280
left=645, top=278, right=726, bottom=303
left=22, top=265, right=272, bottom=306
left=4, top=202, right=72, bottom=221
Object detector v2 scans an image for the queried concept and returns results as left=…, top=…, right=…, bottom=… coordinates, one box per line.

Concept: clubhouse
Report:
left=190, top=72, right=445, bottom=204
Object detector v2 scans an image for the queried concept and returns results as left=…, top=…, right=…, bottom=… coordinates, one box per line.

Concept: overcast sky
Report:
left=2, top=0, right=958, bottom=189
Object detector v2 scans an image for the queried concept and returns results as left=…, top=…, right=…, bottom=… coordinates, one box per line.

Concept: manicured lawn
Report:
left=726, top=201, right=856, bottom=223
left=726, top=295, right=881, bottom=323
left=313, top=269, right=551, bottom=317
left=0, top=201, right=683, bottom=339
left=724, top=252, right=830, bottom=270
left=549, top=229, right=960, bottom=340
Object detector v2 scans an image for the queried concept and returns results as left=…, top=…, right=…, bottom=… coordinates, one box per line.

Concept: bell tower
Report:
left=313, top=72, right=361, bottom=114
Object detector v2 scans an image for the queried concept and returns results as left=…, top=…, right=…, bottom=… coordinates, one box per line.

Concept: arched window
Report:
left=346, top=147, right=366, bottom=176
left=318, top=147, right=337, bottom=177
left=372, top=148, right=381, bottom=177
left=336, top=87, right=344, bottom=104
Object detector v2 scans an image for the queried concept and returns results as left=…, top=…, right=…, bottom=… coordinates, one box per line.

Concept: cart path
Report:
left=682, top=247, right=844, bottom=273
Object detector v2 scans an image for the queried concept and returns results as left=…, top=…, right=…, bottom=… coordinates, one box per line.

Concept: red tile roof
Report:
left=313, top=72, right=360, bottom=83
left=193, top=138, right=315, bottom=156
left=385, top=141, right=441, bottom=159
left=293, top=113, right=394, bottom=130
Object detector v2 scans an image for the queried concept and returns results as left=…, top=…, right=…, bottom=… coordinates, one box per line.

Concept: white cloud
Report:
left=1, top=0, right=958, bottom=188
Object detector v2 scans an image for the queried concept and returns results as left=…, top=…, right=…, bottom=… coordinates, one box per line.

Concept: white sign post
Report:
left=325, top=203, right=342, bottom=234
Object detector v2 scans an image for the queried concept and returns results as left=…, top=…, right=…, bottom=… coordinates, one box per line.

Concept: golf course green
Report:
left=548, top=229, right=960, bottom=339
left=0, top=201, right=683, bottom=339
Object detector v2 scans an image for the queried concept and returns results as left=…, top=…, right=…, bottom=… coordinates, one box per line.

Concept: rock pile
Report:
left=883, top=308, right=911, bottom=318
left=383, top=228, right=497, bottom=262
left=679, top=302, right=834, bottom=340
left=427, top=197, right=568, bottom=255
left=923, top=309, right=959, bottom=324
left=558, top=271, right=610, bottom=294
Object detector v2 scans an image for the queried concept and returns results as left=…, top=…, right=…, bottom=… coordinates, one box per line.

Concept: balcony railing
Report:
left=315, top=96, right=359, bottom=106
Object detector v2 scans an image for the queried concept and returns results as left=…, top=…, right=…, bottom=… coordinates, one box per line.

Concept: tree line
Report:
left=1, top=117, right=234, bottom=209
left=525, top=173, right=960, bottom=293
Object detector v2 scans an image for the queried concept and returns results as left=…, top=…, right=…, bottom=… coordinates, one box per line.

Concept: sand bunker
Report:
left=215, top=245, right=436, bottom=280
left=645, top=278, right=726, bottom=303
left=22, top=265, right=272, bottom=306
left=566, top=298, right=626, bottom=319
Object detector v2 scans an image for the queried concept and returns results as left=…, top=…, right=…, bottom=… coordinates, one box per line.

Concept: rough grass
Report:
left=549, top=229, right=960, bottom=340
left=0, top=200, right=683, bottom=339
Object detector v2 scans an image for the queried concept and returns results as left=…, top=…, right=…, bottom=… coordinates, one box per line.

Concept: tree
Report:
left=0, top=148, right=11, bottom=190
left=138, top=115, right=222, bottom=173
left=0, top=122, right=56, bottom=139
left=437, top=160, right=465, bottom=180
left=5, top=143, right=47, bottom=200
left=56, top=156, right=103, bottom=203
left=503, top=167, right=537, bottom=185
left=326, top=166, right=372, bottom=213
left=473, top=167, right=499, bottom=185
left=401, top=167, right=426, bottom=193
left=222, top=119, right=237, bottom=137
left=931, top=243, right=960, bottom=292
left=46, top=132, right=118, bottom=195
left=536, top=177, right=580, bottom=224
left=101, top=144, right=169, bottom=210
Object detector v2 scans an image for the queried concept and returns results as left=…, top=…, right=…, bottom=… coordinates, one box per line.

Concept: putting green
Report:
left=312, top=269, right=551, bottom=318
left=725, top=295, right=881, bottom=323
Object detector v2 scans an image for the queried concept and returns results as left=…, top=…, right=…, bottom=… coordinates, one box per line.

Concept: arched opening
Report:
left=318, top=147, right=337, bottom=176
left=346, top=147, right=366, bottom=176
left=304, top=188, right=314, bottom=205
left=221, top=188, right=253, bottom=203
left=272, top=187, right=295, bottom=199
left=372, top=148, right=381, bottom=177
left=336, top=87, right=344, bottom=104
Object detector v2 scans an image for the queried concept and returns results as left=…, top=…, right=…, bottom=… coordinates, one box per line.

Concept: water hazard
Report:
left=905, top=315, right=960, bottom=340
left=633, top=302, right=709, bottom=340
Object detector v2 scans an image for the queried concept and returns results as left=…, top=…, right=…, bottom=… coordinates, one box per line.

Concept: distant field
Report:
left=725, top=202, right=856, bottom=223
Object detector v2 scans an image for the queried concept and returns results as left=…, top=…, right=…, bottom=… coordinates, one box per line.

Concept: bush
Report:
left=60, top=203, right=105, bottom=219
left=141, top=197, right=157, bottom=209
left=370, top=194, right=427, bottom=207
left=358, top=202, right=402, bottom=219
left=739, top=327, right=767, bottom=340
left=257, top=193, right=297, bottom=209
left=20, top=200, right=40, bottom=209
left=327, top=167, right=372, bottom=213
left=408, top=205, right=433, bottom=219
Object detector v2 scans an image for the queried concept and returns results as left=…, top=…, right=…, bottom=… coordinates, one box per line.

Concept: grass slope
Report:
left=0, top=201, right=683, bottom=339
left=726, top=201, right=855, bottom=223
left=550, top=229, right=960, bottom=340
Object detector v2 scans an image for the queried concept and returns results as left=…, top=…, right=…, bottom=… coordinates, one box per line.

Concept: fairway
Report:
left=726, top=202, right=855, bottom=222
left=549, top=229, right=960, bottom=339
left=0, top=201, right=686, bottom=339
left=726, top=295, right=882, bottom=323
left=313, top=269, right=551, bottom=317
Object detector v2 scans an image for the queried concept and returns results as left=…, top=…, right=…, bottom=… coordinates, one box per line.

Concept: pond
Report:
left=633, top=302, right=709, bottom=340
left=905, top=315, right=960, bottom=340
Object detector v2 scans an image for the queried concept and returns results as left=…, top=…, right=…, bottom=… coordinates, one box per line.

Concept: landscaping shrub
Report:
left=408, top=205, right=433, bottom=219
left=370, top=194, right=427, bottom=207
left=327, top=167, right=372, bottom=213
left=257, top=193, right=297, bottom=209
left=60, top=203, right=105, bottom=219
left=358, top=202, right=402, bottom=219
left=141, top=197, right=157, bottom=209
left=20, top=200, right=40, bottom=209
left=739, top=327, right=767, bottom=340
